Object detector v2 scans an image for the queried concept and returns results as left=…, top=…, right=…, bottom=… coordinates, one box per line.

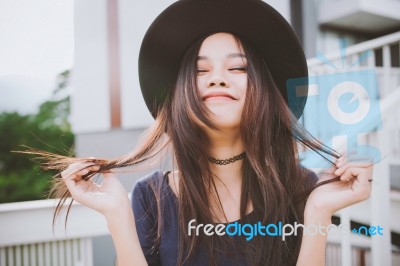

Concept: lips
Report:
left=202, top=92, right=236, bottom=101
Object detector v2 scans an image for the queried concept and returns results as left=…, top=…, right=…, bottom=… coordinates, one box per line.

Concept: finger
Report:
left=64, top=177, right=95, bottom=200
left=342, top=167, right=372, bottom=201
left=335, top=161, right=373, bottom=176
left=61, top=163, right=98, bottom=180
left=75, top=165, right=100, bottom=177
left=335, top=156, right=347, bottom=168
left=62, top=162, right=93, bottom=176
left=62, top=174, right=80, bottom=194
left=339, top=167, right=371, bottom=185
left=318, top=167, right=336, bottom=181
left=71, top=165, right=101, bottom=183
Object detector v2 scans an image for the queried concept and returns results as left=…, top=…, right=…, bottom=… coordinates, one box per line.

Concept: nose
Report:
left=207, top=74, right=229, bottom=88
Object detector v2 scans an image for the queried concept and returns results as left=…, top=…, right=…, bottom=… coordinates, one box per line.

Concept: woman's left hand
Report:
left=305, top=155, right=374, bottom=219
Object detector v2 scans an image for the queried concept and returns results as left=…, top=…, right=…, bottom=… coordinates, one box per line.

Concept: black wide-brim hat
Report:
left=139, top=0, right=308, bottom=119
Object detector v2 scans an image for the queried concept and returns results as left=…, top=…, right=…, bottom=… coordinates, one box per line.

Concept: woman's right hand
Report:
left=62, top=162, right=149, bottom=266
left=61, top=162, right=130, bottom=217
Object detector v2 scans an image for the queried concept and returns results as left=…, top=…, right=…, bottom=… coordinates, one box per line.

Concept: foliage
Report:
left=0, top=70, right=74, bottom=203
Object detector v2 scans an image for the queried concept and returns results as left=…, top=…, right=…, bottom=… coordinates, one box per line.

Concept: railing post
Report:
left=0, top=248, right=5, bottom=266
left=371, top=44, right=392, bottom=266
left=370, top=129, right=392, bottom=266
left=340, top=208, right=352, bottom=266
left=333, top=136, right=352, bottom=266
left=81, top=238, right=93, bottom=266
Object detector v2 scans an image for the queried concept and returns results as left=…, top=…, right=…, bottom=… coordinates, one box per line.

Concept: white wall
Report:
left=71, top=0, right=110, bottom=133
left=118, top=0, right=177, bottom=130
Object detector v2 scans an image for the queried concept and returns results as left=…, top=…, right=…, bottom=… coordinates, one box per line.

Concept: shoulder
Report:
left=305, top=168, right=318, bottom=182
left=131, top=170, right=165, bottom=208
left=132, top=170, right=165, bottom=191
left=299, top=166, right=319, bottom=186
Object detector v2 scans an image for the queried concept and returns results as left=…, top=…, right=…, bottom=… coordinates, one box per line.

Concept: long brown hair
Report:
left=23, top=33, right=340, bottom=266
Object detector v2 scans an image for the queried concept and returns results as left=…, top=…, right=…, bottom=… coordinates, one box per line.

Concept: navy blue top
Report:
left=131, top=170, right=317, bottom=266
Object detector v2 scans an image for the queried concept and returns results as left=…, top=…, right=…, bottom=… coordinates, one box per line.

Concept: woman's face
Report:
left=196, top=32, right=248, bottom=130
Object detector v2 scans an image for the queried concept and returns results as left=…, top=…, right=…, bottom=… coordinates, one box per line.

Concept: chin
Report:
left=200, top=104, right=243, bottom=129
left=210, top=116, right=241, bottom=129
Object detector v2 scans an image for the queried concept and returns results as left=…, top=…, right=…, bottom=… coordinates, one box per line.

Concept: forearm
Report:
left=106, top=200, right=148, bottom=266
left=297, top=206, right=332, bottom=266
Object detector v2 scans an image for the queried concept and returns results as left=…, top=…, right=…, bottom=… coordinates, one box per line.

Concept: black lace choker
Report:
left=207, top=152, right=246, bottom=165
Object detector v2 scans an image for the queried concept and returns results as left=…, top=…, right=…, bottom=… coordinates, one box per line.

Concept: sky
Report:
left=0, top=0, right=74, bottom=114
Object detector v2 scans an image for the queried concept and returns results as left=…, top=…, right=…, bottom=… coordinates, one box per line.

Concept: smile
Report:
left=203, top=96, right=236, bottom=101
left=202, top=92, right=237, bottom=101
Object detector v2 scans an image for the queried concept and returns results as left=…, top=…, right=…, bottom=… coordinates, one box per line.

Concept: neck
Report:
left=207, top=129, right=244, bottom=187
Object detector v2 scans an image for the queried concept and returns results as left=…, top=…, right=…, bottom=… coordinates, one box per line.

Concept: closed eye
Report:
left=228, top=67, right=247, bottom=72
left=197, top=69, right=208, bottom=75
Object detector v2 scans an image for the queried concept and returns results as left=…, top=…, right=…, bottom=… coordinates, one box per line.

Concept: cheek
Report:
left=196, top=76, right=206, bottom=88
left=235, top=77, right=248, bottom=100
left=196, top=77, right=207, bottom=96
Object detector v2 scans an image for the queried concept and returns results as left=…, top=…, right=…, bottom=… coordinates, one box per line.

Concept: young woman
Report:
left=40, top=0, right=373, bottom=265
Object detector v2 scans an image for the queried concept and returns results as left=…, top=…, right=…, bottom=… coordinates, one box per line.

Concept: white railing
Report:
left=308, top=31, right=400, bottom=68
left=326, top=240, right=400, bottom=266
left=0, top=239, right=92, bottom=266
left=305, top=31, right=400, bottom=265
left=0, top=199, right=109, bottom=266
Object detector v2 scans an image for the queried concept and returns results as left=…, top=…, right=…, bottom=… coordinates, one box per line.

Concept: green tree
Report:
left=0, top=70, right=74, bottom=203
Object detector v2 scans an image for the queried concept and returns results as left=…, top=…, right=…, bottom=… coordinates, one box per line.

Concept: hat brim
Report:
left=139, top=0, right=308, bottom=119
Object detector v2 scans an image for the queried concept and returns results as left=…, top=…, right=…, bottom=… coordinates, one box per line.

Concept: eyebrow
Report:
left=197, top=53, right=247, bottom=61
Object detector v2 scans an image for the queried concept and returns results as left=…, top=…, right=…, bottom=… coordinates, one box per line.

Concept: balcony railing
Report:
left=0, top=198, right=109, bottom=266
left=306, top=31, right=400, bottom=265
